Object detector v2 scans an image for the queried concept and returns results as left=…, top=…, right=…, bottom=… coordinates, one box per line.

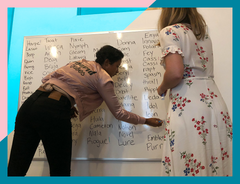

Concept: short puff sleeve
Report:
left=159, top=25, right=184, bottom=67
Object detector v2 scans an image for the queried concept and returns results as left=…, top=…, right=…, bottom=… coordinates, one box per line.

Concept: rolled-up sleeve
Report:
left=97, top=82, right=146, bottom=125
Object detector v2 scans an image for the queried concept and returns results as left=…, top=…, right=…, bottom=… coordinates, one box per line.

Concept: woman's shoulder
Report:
left=159, top=23, right=192, bottom=40
left=87, top=60, right=113, bottom=82
left=161, top=23, right=190, bottom=32
left=81, top=59, right=101, bottom=72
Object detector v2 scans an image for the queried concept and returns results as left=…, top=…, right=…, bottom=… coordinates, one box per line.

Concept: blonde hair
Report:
left=157, top=8, right=206, bottom=40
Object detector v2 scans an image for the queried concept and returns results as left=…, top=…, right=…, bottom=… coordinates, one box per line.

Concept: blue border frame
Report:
left=3, top=0, right=238, bottom=182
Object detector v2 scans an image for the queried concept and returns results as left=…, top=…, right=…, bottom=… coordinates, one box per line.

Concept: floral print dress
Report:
left=159, top=23, right=232, bottom=176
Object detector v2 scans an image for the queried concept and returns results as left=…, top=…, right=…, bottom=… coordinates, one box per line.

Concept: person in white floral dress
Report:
left=157, top=8, right=232, bottom=176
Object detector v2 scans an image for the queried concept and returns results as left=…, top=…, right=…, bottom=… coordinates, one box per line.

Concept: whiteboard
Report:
left=19, top=29, right=169, bottom=160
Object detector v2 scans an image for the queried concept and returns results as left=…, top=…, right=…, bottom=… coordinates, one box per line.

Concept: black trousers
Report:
left=8, top=90, right=72, bottom=176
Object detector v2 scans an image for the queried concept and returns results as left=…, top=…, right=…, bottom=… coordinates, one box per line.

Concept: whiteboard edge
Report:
left=23, top=29, right=158, bottom=39
left=18, top=37, right=28, bottom=110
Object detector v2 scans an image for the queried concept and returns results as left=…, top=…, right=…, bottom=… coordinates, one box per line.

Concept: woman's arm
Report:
left=98, top=82, right=162, bottom=127
left=157, top=53, right=184, bottom=95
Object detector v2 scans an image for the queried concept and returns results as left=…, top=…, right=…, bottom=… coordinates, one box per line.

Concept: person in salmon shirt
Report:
left=8, top=45, right=163, bottom=176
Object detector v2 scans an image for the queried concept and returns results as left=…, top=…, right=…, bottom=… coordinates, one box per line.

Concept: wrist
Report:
left=159, top=85, right=166, bottom=94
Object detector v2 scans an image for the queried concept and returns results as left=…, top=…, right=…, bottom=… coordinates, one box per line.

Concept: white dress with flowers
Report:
left=159, top=23, right=232, bottom=176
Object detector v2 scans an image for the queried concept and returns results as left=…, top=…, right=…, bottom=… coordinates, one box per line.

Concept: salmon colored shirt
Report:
left=42, top=59, right=146, bottom=125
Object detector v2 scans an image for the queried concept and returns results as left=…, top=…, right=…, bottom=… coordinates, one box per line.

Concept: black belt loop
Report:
left=31, top=90, right=45, bottom=101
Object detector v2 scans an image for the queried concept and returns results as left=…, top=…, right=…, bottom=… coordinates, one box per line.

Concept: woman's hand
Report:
left=145, top=118, right=163, bottom=127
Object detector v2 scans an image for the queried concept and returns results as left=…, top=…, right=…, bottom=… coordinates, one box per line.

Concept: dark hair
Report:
left=95, top=45, right=124, bottom=65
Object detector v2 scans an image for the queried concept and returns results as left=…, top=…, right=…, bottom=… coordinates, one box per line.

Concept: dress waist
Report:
left=183, top=76, right=214, bottom=80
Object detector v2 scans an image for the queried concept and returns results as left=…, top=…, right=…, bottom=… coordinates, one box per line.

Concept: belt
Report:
left=183, top=77, right=214, bottom=80
left=37, top=86, right=66, bottom=101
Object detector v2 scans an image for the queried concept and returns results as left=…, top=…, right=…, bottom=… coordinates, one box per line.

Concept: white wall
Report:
left=8, top=8, right=232, bottom=176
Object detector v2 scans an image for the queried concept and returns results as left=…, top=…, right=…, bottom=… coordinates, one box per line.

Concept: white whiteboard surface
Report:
left=18, top=29, right=169, bottom=160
